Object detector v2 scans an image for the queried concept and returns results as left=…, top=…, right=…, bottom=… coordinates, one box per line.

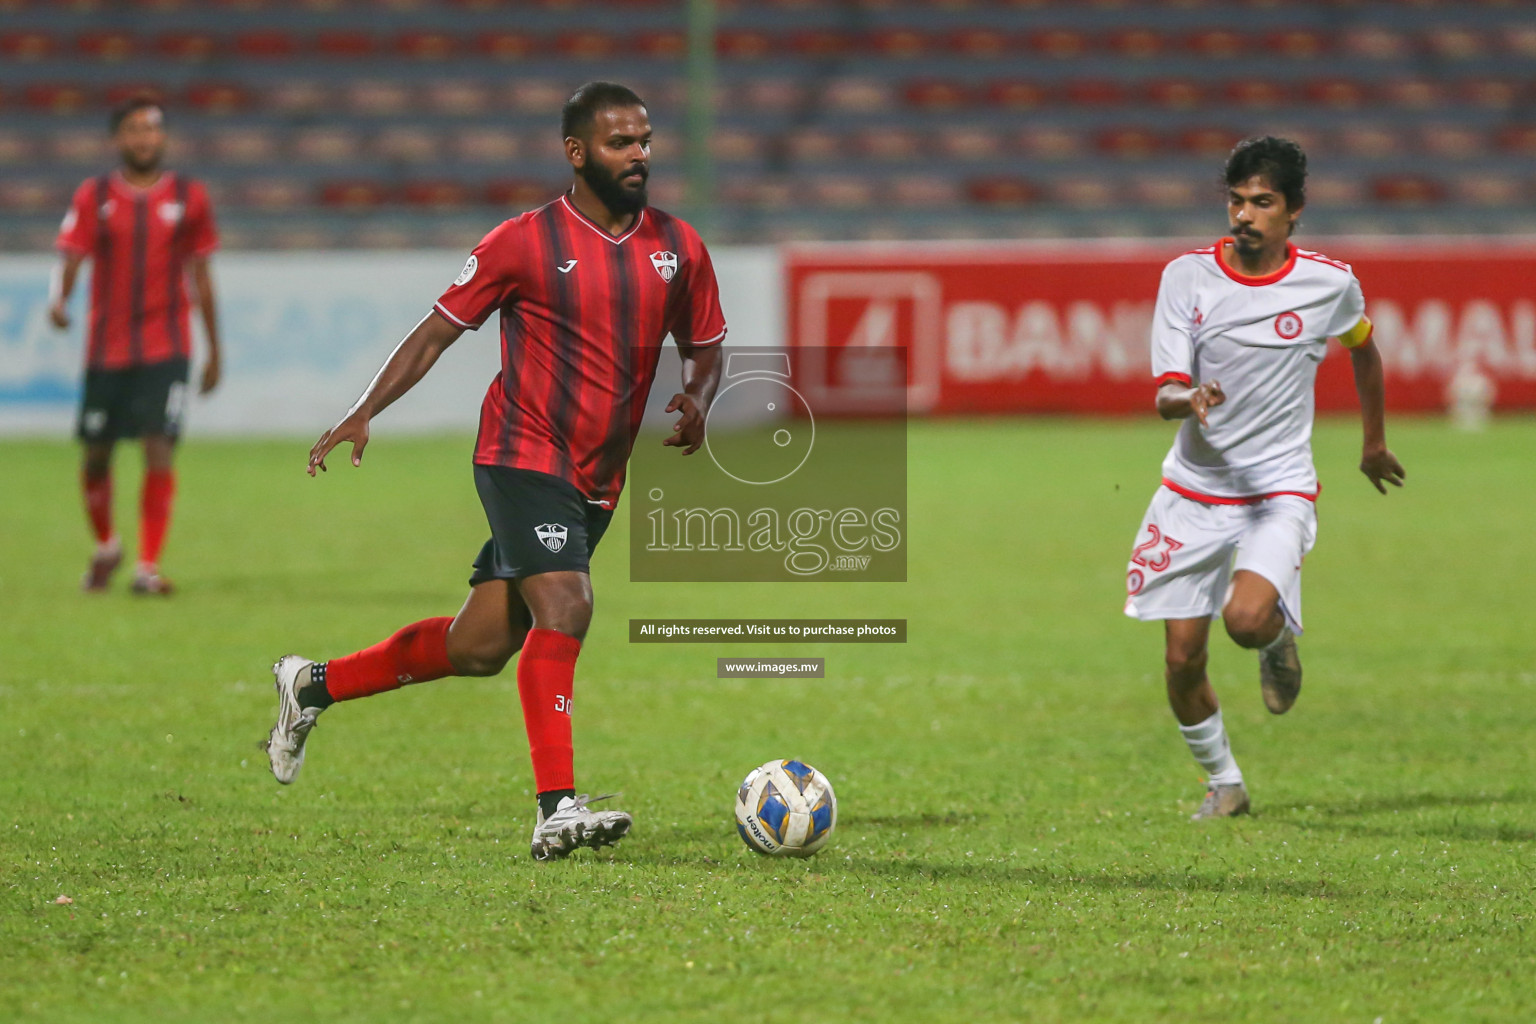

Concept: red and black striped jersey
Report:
left=434, top=194, right=727, bottom=506
left=56, top=170, right=218, bottom=370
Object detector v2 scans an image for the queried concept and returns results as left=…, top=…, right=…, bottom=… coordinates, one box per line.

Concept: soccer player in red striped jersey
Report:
left=50, top=95, right=222, bottom=595
left=264, top=83, right=726, bottom=860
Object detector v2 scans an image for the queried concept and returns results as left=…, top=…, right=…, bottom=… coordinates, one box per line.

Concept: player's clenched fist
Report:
left=1190, top=380, right=1225, bottom=426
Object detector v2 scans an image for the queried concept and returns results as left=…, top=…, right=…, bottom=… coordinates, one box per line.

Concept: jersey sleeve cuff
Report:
left=676, top=325, right=727, bottom=347
left=433, top=301, right=480, bottom=330
left=55, top=240, right=90, bottom=256
left=1154, top=371, right=1192, bottom=387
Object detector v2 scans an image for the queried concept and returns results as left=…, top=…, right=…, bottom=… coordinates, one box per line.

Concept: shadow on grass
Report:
left=825, top=858, right=1340, bottom=898
left=1264, top=790, right=1536, bottom=843
left=1265, top=790, right=1534, bottom=818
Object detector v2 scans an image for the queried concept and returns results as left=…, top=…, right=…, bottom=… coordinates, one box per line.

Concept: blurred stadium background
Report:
left=3, top=0, right=1535, bottom=251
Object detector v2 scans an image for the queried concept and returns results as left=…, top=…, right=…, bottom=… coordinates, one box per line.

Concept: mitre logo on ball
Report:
left=650, top=250, right=677, bottom=282
left=535, top=523, right=568, bottom=552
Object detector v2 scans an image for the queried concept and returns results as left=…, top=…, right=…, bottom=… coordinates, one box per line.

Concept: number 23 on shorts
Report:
left=1131, top=524, right=1183, bottom=573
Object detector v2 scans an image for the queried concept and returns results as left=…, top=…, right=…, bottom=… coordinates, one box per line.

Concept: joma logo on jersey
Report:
left=535, top=523, right=568, bottom=552
left=650, top=251, right=678, bottom=282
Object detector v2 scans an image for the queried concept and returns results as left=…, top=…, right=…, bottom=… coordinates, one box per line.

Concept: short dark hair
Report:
left=1224, top=135, right=1306, bottom=209
left=560, top=81, right=645, bottom=140
left=110, top=94, right=163, bottom=133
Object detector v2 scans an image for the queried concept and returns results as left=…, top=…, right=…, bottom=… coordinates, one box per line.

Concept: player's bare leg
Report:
left=1166, top=618, right=1249, bottom=820
left=131, top=433, right=177, bottom=595
left=81, top=440, right=121, bottom=591
left=517, top=570, right=631, bottom=861
left=1224, top=569, right=1302, bottom=714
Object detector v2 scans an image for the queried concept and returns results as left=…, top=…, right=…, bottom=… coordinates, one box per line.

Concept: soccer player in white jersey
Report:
left=1123, top=137, right=1405, bottom=820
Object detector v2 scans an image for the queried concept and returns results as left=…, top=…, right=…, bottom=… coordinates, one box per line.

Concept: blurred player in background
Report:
left=1124, top=137, right=1405, bottom=820
left=50, top=95, right=222, bottom=596
left=264, top=82, right=726, bottom=860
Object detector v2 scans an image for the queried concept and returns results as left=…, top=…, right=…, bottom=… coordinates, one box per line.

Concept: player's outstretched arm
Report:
left=663, top=341, right=723, bottom=455
left=1156, top=380, right=1225, bottom=426
left=308, top=310, right=464, bottom=475
left=1348, top=338, right=1405, bottom=494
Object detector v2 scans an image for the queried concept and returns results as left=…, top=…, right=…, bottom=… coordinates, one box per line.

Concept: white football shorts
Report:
left=1122, top=486, right=1318, bottom=634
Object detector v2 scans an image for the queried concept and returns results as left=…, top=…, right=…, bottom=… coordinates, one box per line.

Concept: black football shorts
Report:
left=76, top=357, right=190, bottom=442
left=469, top=465, right=614, bottom=585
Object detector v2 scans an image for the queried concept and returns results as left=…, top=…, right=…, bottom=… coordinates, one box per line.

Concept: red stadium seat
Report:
left=786, top=128, right=838, bottom=162
left=184, top=82, right=250, bottom=113
left=207, top=128, right=280, bottom=164
left=948, top=28, right=1016, bottom=58
left=485, top=179, right=560, bottom=207
left=374, top=127, right=440, bottom=163
left=320, top=180, right=389, bottom=208
left=424, top=80, right=490, bottom=116
left=1265, top=30, right=1327, bottom=60
left=822, top=78, right=893, bottom=113
left=1015, top=126, right=1084, bottom=160
left=1461, top=79, right=1521, bottom=109
left=234, top=31, right=296, bottom=58
left=808, top=176, right=875, bottom=208
left=710, top=128, right=765, bottom=162
left=717, top=30, right=775, bottom=59
left=266, top=81, right=330, bottom=114
left=891, top=176, right=961, bottom=208
left=938, top=126, right=1002, bottom=161
left=1, top=31, right=58, bottom=60
left=1423, top=27, right=1485, bottom=60
left=292, top=128, right=363, bottom=163
left=854, top=127, right=921, bottom=161
left=1337, top=125, right=1402, bottom=158
left=1496, top=125, right=1536, bottom=156
left=396, top=31, right=457, bottom=59
left=788, top=30, right=851, bottom=57
left=452, top=128, right=520, bottom=164
left=904, top=79, right=971, bottom=110
left=1454, top=174, right=1526, bottom=207
left=1134, top=176, right=1201, bottom=208
left=76, top=31, right=136, bottom=61
left=720, top=177, right=794, bottom=210
left=966, top=176, right=1040, bottom=206
left=557, top=31, right=616, bottom=59
left=103, top=83, right=166, bottom=106
left=984, top=79, right=1049, bottom=110
left=1097, top=127, right=1162, bottom=159
left=1381, top=79, right=1449, bottom=109
left=1419, top=124, right=1488, bottom=159
left=1146, top=79, right=1207, bottom=110
left=868, top=29, right=932, bottom=58
left=0, top=180, right=62, bottom=213
left=506, top=79, right=568, bottom=114
left=0, top=130, right=36, bottom=166
left=1506, top=26, right=1536, bottom=59
left=1107, top=28, right=1163, bottom=59
left=1179, top=127, right=1243, bottom=157
left=1064, top=79, right=1127, bottom=106
left=155, top=32, right=219, bottom=60
left=476, top=31, right=538, bottom=60
left=1224, top=80, right=1291, bottom=108
left=1341, top=27, right=1413, bottom=61
left=638, top=30, right=685, bottom=58
left=738, top=79, right=807, bottom=113
left=24, top=83, right=92, bottom=114
left=50, top=127, right=109, bottom=165
left=344, top=80, right=412, bottom=115
left=1306, top=79, right=1369, bottom=109
left=1051, top=178, right=1114, bottom=209
left=1373, top=176, right=1447, bottom=206
left=1186, top=30, right=1247, bottom=59
left=316, top=31, right=377, bottom=58
left=402, top=181, right=470, bottom=209
left=1029, top=29, right=1090, bottom=59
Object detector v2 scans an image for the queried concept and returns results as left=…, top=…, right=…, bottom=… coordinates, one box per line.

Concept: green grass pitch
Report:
left=2, top=417, right=1533, bottom=1023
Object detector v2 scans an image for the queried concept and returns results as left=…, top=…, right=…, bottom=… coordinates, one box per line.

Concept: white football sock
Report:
left=1178, top=710, right=1243, bottom=787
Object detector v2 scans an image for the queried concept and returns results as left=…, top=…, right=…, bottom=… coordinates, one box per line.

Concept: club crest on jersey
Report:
left=158, top=201, right=184, bottom=225
left=535, top=523, right=568, bottom=553
left=1275, top=311, right=1303, bottom=339
left=650, top=250, right=678, bottom=283
left=454, top=255, right=478, bottom=286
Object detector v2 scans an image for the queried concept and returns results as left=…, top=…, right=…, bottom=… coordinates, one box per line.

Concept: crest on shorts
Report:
left=535, top=523, right=568, bottom=553
left=454, top=254, right=478, bottom=287
left=650, top=250, right=678, bottom=283
left=1274, top=311, right=1303, bottom=340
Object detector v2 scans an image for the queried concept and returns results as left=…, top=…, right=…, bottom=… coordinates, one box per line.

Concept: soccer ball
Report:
left=734, top=759, right=837, bottom=857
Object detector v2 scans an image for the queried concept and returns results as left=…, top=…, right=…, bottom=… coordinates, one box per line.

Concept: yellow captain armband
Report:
left=1337, top=316, right=1374, bottom=349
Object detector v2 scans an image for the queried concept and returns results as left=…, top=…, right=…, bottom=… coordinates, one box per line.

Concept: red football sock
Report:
left=324, top=616, right=455, bottom=702
left=82, top=470, right=113, bottom=544
left=517, top=628, right=581, bottom=794
left=138, top=468, right=175, bottom=567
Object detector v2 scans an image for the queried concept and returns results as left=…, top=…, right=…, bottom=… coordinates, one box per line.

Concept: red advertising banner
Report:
left=785, top=240, right=1536, bottom=414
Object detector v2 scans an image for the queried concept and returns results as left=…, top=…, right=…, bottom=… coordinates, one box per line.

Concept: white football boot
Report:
left=530, top=794, right=632, bottom=861
left=264, top=655, right=323, bottom=784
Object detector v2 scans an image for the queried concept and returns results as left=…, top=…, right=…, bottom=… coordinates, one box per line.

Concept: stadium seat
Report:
left=76, top=31, right=136, bottom=61
left=868, top=29, right=932, bottom=58
left=1178, top=127, right=1243, bottom=157
left=266, top=81, right=331, bottom=114
left=1373, top=175, right=1447, bottom=206
left=557, top=31, right=616, bottom=59
left=1423, top=27, right=1485, bottom=60
left=638, top=31, right=685, bottom=58
left=1496, top=125, right=1536, bottom=156
left=1341, top=27, right=1413, bottom=61
left=319, top=180, right=389, bottom=208
left=1065, top=79, right=1127, bottom=106
left=374, top=127, right=440, bottom=163
left=506, top=79, right=569, bottom=114
left=0, top=180, right=61, bottom=213
left=316, top=31, right=378, bottom=58
left=1309, top=173, right=1369, bottom=208
left=1506, top=26, right=1536, bottom=59
left=1098, top=127, right=1161, bottom=159
left=49, top=128, right=108, bottom=165
left=892, top=175, right=960, bottom=207
left=1051, top=178, right=1114, bottom=209
left=24, top=83, right=91, bottom=114
left=396, top=31, right=457, bottom=59
left=154, top=32, right=219, bottom=60
left=966, top=176, right=1040, bottom=206
left=0, top=130, right=36, bottom=166
left=717, top=30, right=775, bottom=59
left=104, top=83, right=166, bottom=106
left=1029, top=29, right=1090, bottom=59
left=1186, top=30, right=1246, bottom=59
left=452, top=127, right=520, bottom=164
left=207, top=127, right=281, bottom=163
left=344, top=80, right=413, bottom=115
left=738, top=79, right=807, bottom=113
left=1224, top=80, right=1290, bottom=108
left=904, top=79, right=971, bottom=110
left=476, top=31, right=537, bottom=59
left=719, top=177, right=794, bottom=210
left=984, top=79, right=1048, bottom=110
left=1419, top=124, right=1487, bottom=159
left=1461, top=79, right=1520, bottom=109
left=484, top=179, right=561, bottom=207
left=292, top=128, right=364, bottom=163
left=0, top=31, right=58, bottom=60
left=854, top=127, right=921, bottom=161
left=786, top=128, right=839, bottom=162
left=1382, top=79, right=1449, bottom=109
left=1337, top=125, right=1401, bottom=158
left=1265, top=29, right=1327, bottom=60
left=1454, top=174, right=1525, bottom=207
left=238, top=179, right=311, bottom=211
left=1134, top=176, right=1202, bottom=208
left=808, top=176, right=875, bottom=208
left=1107, top=29, right=1163, bottom=59
left=823, top=78, right=894, bottom=113
left=402, top=180, right=471, bottom=208
left=711, top=128, right=766, bottom=162
left=1146, top=79, right=1207, bottom=110
left=1015, top=126, right=1083, bottom=160
left=1306, top=79, right=1368, bottom=109
left=788, top=30, right=851, bottom=57
left=938, top=126, right=1002, bottom=161
left=424, top=80, right=491, bottom=115
left=184, top=82, right=250, bottom=113
left=234, top=31, right=296, bottom=59
left=948, top=28, right=1015, bottom=58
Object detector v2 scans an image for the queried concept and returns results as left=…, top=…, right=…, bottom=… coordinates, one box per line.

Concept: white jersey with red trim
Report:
left=1150, top=238, right=1369, bottom=500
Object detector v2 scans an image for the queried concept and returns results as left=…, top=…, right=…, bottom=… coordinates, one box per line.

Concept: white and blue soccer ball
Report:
left=734, top=759, right=837, bottom=857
